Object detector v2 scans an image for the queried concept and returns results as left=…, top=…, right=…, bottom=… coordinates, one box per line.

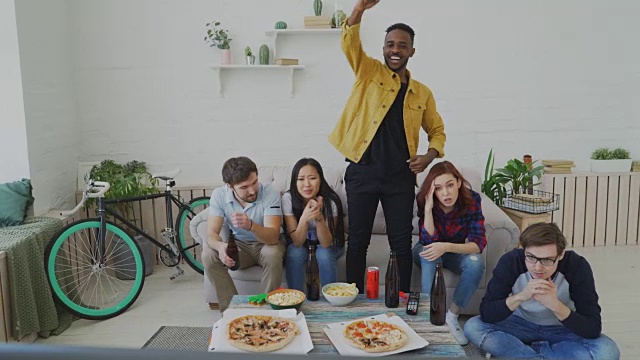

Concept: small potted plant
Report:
left=244, top=46, right=255, bottom=65
left=591, top=147, right=632, bottom=172
left=204, top=20, right=233, bottom=64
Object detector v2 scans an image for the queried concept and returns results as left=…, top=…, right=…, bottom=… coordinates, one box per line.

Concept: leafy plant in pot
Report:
left=481, top=149, right=508, bottom=205
left=590, top=147, right=632, bottom=172
left=86, top=159, right=159, bottom=232
left=204, top=20, right=232, bottom=64
left=481, top=150, right=544, bottom=205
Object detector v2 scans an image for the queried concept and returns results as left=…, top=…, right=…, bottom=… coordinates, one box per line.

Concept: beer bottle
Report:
left=430, top=263, right=446, bottom=325
left=226, top=233, right=240, bottom=271
left=306, top=243, right=320, bottom=301
left=385, top=250, right=399, bottom=308
left=524, top=154, right=534, bottom=195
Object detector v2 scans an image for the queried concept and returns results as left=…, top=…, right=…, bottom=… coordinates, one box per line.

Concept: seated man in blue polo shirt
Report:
left=201, top=156, right=285, bottom=312
left=464, top=222, right=620, bottom=359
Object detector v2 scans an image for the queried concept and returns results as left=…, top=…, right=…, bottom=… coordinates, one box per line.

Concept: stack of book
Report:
left=304, top=16, right=331, bottom=29
left=275, top=58, right=299, bottom=65
left=633, top=161, right=640, bottom=172
left=542, top=160, right=575, bottom=174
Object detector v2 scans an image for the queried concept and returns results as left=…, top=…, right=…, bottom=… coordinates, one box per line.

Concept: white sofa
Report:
left=190, top=164, right=520, bottom=315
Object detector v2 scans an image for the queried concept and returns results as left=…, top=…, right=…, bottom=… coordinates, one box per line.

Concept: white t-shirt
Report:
left=281, top=192, right=338, bottom=234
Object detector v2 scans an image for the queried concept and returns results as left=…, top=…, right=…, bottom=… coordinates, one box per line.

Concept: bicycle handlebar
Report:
left=60, top=180, right=110, bottom=217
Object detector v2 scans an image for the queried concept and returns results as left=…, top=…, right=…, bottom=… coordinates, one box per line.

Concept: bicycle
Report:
left=44, top=170, right=210, bottom=320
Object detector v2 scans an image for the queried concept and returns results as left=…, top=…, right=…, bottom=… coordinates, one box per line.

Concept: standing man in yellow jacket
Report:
left=329, top=0, right=446, bottom=294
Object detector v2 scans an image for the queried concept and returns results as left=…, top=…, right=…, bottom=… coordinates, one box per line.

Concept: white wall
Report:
left=45, top=0, right=640, bottom=187
left=0, top=0, right=30, bottom=184
left=15, top=0, right=78, bottom=215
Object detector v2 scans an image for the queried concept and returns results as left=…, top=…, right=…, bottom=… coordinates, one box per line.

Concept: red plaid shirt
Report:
left=419, top=190, right=487, bottom=252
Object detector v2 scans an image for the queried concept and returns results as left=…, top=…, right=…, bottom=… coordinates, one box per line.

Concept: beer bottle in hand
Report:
left=306, top=243, right=320, bottom=300
left=226, top=233, right=240, bottom=271
left=385, top=250, right=399, bottom=308
left=430, top=263, right=446, bottom=325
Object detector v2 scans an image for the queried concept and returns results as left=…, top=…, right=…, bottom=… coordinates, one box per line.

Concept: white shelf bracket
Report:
left=289, top=68, right=295, bottom=98
left=216, top=68, right=224, bottom=98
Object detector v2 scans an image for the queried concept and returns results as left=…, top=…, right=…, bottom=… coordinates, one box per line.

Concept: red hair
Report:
left=417, top=161, right=473, bottom=224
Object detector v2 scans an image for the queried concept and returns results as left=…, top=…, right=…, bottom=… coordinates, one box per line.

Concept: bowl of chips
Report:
left=322, top=282, right=359, bottom=306
left=266, top=288, right=306, bottom=311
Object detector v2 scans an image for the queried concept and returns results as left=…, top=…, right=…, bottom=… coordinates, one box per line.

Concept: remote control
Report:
left=406, top=292, right=420, bottom=315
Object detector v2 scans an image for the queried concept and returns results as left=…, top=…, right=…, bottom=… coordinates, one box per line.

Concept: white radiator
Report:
left=541, top=172, right=640, bottom=247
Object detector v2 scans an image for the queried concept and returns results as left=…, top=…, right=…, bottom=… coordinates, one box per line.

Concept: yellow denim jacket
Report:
left=329, top=23, right=446, bottom=163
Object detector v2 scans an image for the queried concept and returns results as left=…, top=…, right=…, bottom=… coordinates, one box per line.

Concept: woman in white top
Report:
left=282, top=158, right=345, bottom=291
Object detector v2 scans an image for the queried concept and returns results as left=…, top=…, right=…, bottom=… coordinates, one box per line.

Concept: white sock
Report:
left=447, top=310, right=458, bottom=320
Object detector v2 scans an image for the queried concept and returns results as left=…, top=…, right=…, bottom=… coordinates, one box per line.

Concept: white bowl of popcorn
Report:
left=322, top=282, right=359, bottom=306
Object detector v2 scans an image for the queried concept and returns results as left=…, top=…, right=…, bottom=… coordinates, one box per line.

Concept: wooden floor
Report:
left=34, top=245, right=640, bottom=359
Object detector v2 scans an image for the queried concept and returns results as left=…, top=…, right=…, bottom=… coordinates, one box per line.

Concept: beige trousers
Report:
left=202, top=236, right=286, bottom=312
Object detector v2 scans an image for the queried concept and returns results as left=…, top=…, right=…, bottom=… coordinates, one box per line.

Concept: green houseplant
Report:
left=204, top=20, right=232, bottom=65
left=481, top=149, right=508, bottom=205
left=86, top=159, right=159, bottom=227
left=494, top=158, right=544, bottom=195
left=204, top=21, right=232, bottom=49
left=244, top=46, right=255, bottom=65
left=590, top=147, right=632, bottom=172
left=481, top=150, right=545, bottom=204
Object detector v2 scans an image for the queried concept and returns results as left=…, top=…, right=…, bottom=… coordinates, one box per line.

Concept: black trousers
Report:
left=345, top=163, right=415, bottom=293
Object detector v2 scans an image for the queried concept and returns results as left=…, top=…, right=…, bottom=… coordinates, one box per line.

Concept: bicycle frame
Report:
left=93, top=188, right=199, bottom=261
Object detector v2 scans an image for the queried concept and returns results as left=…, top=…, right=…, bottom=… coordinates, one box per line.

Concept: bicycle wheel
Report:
left=45, top=219, right=145, bottom=320
left=176, top=196, right=210, bottom=274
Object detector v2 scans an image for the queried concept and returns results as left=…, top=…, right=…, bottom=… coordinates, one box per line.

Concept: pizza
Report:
left=343, top=319, right=408, bottom=353
left=227, top=315, right=299, bottom=352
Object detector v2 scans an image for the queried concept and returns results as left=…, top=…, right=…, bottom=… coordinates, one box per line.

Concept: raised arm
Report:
left=342, top=0, right=380, bottom=78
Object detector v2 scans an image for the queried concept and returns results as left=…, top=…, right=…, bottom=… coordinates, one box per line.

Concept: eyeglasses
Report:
left=524, top=254, right=559, bottom=267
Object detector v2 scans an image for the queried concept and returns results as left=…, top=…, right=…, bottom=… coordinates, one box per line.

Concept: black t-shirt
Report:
left=357, top=82, right=410, bottom=176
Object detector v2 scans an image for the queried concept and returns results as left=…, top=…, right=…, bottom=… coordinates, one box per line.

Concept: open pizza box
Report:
left=208, top=308, right=313, bottom=354
left=323, top=313, right=429, bottom=357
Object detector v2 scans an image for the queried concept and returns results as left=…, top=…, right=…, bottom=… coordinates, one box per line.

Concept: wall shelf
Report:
left=209, top=65, right=305, bottom=98
left=265, top=28, right=341, bottom=60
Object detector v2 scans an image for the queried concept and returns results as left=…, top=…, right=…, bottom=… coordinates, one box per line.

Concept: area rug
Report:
left=142, top=326, right=486, bottom=358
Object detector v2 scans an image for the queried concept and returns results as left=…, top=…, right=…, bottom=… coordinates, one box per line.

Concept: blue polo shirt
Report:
left=208, top=183, right=282, bottom=241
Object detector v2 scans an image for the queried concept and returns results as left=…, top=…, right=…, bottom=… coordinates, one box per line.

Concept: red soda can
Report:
left=366, top=266, right=380, bottom=299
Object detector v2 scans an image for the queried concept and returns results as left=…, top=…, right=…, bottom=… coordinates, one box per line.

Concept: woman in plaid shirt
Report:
left=411, top=161, right=487, bottom=345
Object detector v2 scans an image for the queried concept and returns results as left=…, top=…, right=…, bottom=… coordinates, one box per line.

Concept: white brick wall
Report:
left=0, top=0, right=30, bottom=184
left=15, top=0, right=79, bottom=215
left=16, top=0, right=640, bottom=203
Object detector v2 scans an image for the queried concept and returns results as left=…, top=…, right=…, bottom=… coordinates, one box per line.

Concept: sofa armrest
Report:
left=189, top=209, right=209, bottom=245
left=480, top=193, right=520, bottom=287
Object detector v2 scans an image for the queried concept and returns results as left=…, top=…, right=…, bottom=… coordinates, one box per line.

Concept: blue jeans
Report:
left=285, top=244, right=345, bottom=292
left=411, top=242, right=485, bottom=309
left=464, top=315, right=620, bottom=359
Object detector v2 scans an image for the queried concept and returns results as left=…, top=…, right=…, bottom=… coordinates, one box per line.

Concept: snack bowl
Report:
left=322, top=282, right=359, bottom=306
left=266, top=288, right=306, bottom=311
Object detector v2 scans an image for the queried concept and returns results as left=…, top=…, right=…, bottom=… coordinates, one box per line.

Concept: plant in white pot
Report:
left=204, top=20, right=232, bottom=65
left=244, top=46, right=255, bottom=65
left=590, top=147, right=632, bottom=173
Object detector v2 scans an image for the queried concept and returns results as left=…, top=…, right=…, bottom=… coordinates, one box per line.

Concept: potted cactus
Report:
left=244, top=46, right=255, bottom=65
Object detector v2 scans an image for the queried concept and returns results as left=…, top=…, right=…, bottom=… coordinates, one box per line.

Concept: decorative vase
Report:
left=246, top=55, right=255, bottom=65
left=221, top=49, right=232, bottom=65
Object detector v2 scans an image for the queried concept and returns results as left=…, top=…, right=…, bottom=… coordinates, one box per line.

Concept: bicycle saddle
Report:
left=152, top=168, right=181, bottom=180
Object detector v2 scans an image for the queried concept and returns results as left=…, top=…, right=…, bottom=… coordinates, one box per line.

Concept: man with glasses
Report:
left=202, top=156, right=285, bottom=312
left=464, top=223, right=620, bottom=359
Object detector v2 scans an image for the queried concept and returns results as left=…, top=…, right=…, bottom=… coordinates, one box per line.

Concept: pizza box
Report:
left=208, top=308, right=313, bottom=354
left=323, top=313, right=429, bottom=357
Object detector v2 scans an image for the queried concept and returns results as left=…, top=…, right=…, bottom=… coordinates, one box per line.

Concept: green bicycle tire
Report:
left=176, top=196, right=210, bottom=274
left=45, top=219, right=145, bottom=320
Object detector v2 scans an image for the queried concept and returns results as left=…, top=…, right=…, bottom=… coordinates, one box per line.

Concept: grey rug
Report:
left=142, top=326, right=485, bottom=358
